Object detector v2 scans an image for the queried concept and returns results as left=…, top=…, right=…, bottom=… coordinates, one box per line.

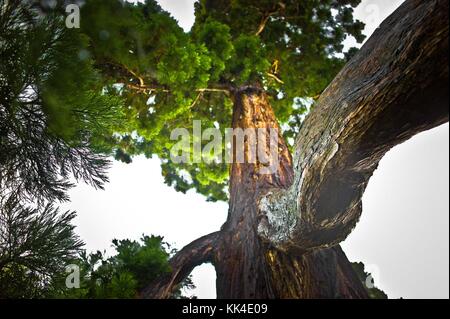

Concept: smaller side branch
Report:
left=266, top=72, right=284, bottom=84
left=255, top=14, right=272, bottom=36
left=189, top=92, right=203, bottom=109
left=141, top=232, right=220, bottom=299
left=96, top=60, right=149, bottom=88
left=197, top=88, right=231, bottom=94
left=125, top=85, right=231, bottom=96
left=121, top=64, right=145, bottom=87
left=125, top=83, right=169, bottom=94
left=255, top=3, right=285, bottom=36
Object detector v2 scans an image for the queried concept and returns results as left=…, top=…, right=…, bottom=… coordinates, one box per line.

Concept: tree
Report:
left=6, top=0, right=448, bottom=298
left=0, top=192, right=83, bottom=298
left=0, top=0, right=116, bottom=295
left=138, top=0, right=449, bottom=298
left=71, top=0, right=365, bottom=202
left=0, top=1, right=194, bottom=300
left=61, top=0, right=366, bottom=297
left=54, top=235, right=194, bottom=299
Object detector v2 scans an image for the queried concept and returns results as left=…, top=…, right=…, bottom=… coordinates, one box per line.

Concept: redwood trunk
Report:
left=142, top=88, right=369, bottom=299
left=213, top=88, right=367, bottom=298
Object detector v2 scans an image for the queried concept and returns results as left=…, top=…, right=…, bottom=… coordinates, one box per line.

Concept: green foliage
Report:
left=2, top=0, right=365, bottom=203
left=65, top=0, right=365, bottom=201
left=55, top=235, right=194, bottom=299
left=193, top=0, right=365, bottom=110
left=0, top=193, right=83, bottom=298
left=0, top=0, right=125, bottom=202
left=193, top=19, right=234, bottom=81
left=0, top=0, right=373, bottom=299
left=351, top=262, right=388, bottom=299
left=227, top=34, right=271, bottom=85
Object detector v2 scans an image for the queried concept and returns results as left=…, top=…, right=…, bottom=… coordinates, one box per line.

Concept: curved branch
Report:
left=258, top=0, right=449, bottom=251
left=141, top=231, right=220, bottom=299
left=255, top=2, right=286, bottom=36
left=255, top=14, right=273, bottom=36
left=267, top=72, right=284, bottom=84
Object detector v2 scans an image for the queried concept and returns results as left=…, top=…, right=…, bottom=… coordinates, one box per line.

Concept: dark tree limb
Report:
left=257, top=0, right=449, bottom=251
left=141, top=231, right=220, bottom=299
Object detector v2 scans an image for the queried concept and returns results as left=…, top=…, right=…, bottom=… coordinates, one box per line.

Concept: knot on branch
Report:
left=257, top=189, right=297, bottom=249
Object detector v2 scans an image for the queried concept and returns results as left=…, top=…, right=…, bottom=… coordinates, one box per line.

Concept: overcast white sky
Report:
left=62, top=0, right=449, bottom=299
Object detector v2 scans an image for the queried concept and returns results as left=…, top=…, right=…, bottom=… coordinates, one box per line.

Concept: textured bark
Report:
left=215, top=88, right=367, bottom=299
left=214, top=87, right=293, bottom=299
left=143, top=0, right=449, bottom=299
left=141, top=232, right=220, bottom=298
left=258, top=0, right=449, bottom=251
left=143, top=89, right=368, bottom=299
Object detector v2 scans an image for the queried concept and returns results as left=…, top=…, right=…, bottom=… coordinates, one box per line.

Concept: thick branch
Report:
left=258, top=0, right=449, bottom=251
left=141, top=232, right=220, bottom=299
left=125, top=83, right=169, bottom=94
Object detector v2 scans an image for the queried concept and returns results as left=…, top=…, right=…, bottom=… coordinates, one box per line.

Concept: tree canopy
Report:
left=1, top=0, right=365, bottom=202
left=0, top=194, right=191, bottom=299
left=74, top=0, right=365, bottom=201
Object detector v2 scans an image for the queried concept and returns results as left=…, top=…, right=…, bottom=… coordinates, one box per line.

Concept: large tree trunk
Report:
left=214, top=88, right=367, bottom=298
left=142, top=0, right=449, bottom=299
left=143, top=88, right=368, bottom=299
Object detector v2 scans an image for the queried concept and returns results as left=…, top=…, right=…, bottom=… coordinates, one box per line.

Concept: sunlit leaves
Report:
left=193, top=19, right=234, bottom=81
left=227, top=34, right=271, bottom=85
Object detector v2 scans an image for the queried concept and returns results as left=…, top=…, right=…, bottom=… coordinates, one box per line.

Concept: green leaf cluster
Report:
left=0, top=0, right=126, bottom=202
left=55, top=235, right=193, bottom=299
